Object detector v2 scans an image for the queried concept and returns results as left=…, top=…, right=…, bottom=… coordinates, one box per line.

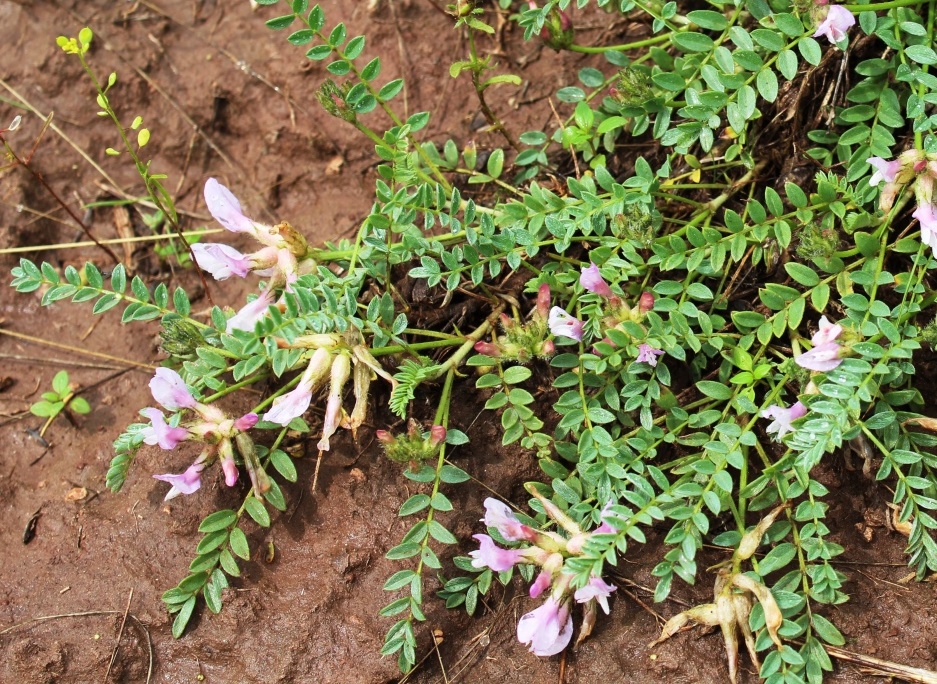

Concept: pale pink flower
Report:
left=574, top=576, right=616, bottom=614
left=204, top=178, right=257, bottom=235
left=913, top=203, right=937, bottom=253
left=469, top=534, right=525, bottom=572
left=149, top=367, right=197, bottom=411
left=482, top=498, right=536, bottom=542
left=796, top=342, right=842, bottom=372
left=153, top=462, right=205, bottom=500
left=580, top=262, right=613, bottom=297
left=262, top=348, right=332, bottom=426
left=226, top=288, right=275, bottom=333
left=636, top=343, right=665, bottom=366
left=813, top=5, right=855, bottom=44
left=140, top=407, right=189, bottom=450
left=192, top=243, right=252, bottom=280
left=762, top=401, right=808, bottom=440
left=867, top=157, right=901, bottom=187
left=516, top=597, right=574, bottom=656
left=317, top=353, right=351, bottom=451
left=548, top=306, right=584, bottom=341
left=812, top=316, right=843, bottom=346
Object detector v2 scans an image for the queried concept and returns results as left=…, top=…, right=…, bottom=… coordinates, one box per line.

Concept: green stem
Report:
left=567, top=34, right=671, bottom=53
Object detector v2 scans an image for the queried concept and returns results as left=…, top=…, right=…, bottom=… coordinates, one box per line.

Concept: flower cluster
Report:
left=143, top=368, right=266, bottom=499
left=527, top=1, right=574, bottom=51
left=760, top=316, right=847, bottom=441
left=868, top=150, right=937, bottom=253
left=262, top=332, right=396, bottom=451
left=548, top=263, right=662, bottom=366
left=474, top=284, right=555, bottom=361
left=469, top=489, right=618, bottom=656
left=376, top=421, right=447, bottom=466
left=196, top=179, right=316, bottom=333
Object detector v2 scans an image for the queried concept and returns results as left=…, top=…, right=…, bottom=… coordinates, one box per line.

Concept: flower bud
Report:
left=535, top=283, right=551, bottom=320
left=474, top=340, right=501, bottom=357
left=428, top=425, right=447, bottom=447
left=638, top=291, right=655, bottom=314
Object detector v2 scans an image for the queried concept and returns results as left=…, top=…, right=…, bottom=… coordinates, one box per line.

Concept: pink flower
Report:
left=234, top=412, right=259, bottom=431
left=469, top=534, right=525, bottom=572
left=263, top=383, right=314, bottom=426
left=218, top=438, right=239, bottom=487
left=192, top=243, right=252, bottom=280
left=796, top=342, right=842, bottom=372
left=638, top=291, right=655, bottom=314
left=317, top=353, right=351, bottom=451
left=140, top=407, right=189, bottom=450
left=913, top=203, right=937, bottom=253
left=548, top=306, right=584, bottom=341
left=226, top=288, right=275, bottom=333
left=636, top=343, right=665, bottom=366
left=580, top=262, right=613, bottom=297
left=262, top=348, right=332, bottom=426
left=516, top=597, right=574, bottom=657
left=574, top=576, right=616, bottom=614
left=813, top=5, right=855, bottom=44
left=812, top=315, right=843, bottom=346
left=867, top=157, right=901, bottom=187
left=593, top=500, right=619, bottom=534
left=153, top=462, right=205, bottom=500
left=204, top=178, right=257, bottom=235
left=149, top=368, right=197, bottom=411
left=761, top=401, right=808, bottom=440
left=529, top=570, right=553, bottom=599
left=482, top=498, right=536, bottom=542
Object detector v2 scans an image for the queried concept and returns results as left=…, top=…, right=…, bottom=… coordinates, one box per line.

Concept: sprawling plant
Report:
left=13, top=1, right=937, bottom=681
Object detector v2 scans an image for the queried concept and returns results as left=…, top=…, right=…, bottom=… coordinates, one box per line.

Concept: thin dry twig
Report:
left=104, top=589, right=134, bottom=683
left=0, top=609, right=153, bottom=684
left=0, top=329, right=156, bottom=371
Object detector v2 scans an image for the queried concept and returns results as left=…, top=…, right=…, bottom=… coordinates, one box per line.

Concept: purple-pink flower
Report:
left=226, top=288, right=275, bottom=333
left=913, top=203, right=937, bottom=253
left=529, top=570, right=553, bottom=599
left=234, top=412, right=259, bottom=431
left=593, top=500, right=619, bottom=535
left=482, top=497, right=536, bottom=542
left=149, top=367, right=197, bottom=411
left=796, top=316, right=844, bottom=372
left=153, top=462, right=205, bottom=500
left=796, top=342, right=842, bottom=372
left=867, top=156, right=901, bottom=187
left=192, top=243, right=252, bottom=280
left=813, top=5, right=855, bottom=44
left=469, top=534, right=525, bottom=572
left=548, top=306, right=584, bottom=341
left=580, top=262, right=613, bottom=297
left=636, top=343, right=665, bottom=366
left=140, top=407, right=189, bottom=450
left=574, top=576, right=616, bottom=614
left=516, top=597, right=574, bottom=656
left=761, top=400, right=808, bottom=440
left=204, top=178, right=257, bottom=235
left=812, top=315, right=843, bottom=346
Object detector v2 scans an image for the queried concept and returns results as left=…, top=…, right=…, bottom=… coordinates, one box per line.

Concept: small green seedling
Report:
left=30, top=370, right=91, bottom=437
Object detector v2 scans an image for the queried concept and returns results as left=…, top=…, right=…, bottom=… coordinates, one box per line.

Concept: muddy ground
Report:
left=0, top=1, right=935, bottom=683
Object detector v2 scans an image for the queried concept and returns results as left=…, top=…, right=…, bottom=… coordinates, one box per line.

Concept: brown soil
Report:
left=0, top=1, right=935, bottom=683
